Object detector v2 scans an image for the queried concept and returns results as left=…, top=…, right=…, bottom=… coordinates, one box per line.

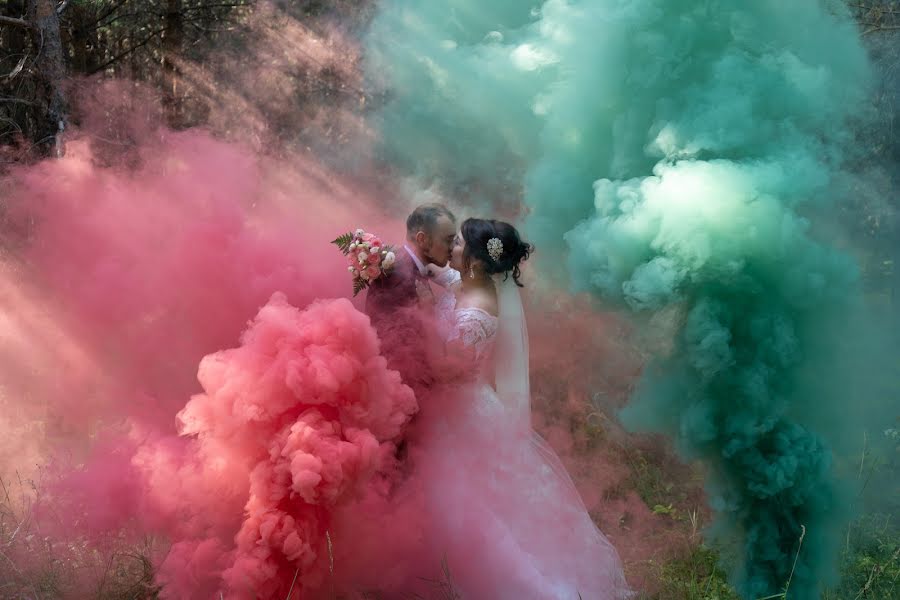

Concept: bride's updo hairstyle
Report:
left=461, top=218, right=534, bottom=287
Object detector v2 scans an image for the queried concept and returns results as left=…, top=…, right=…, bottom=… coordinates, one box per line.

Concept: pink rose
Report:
left=367, top=253, right=381, bottom=265
left=362, top=233, right=376, bottom=243
left=366, top=265, right=381, bottom=280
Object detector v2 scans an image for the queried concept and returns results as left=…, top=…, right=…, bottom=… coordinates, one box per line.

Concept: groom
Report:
left=365, top=203, right=457, bottom=397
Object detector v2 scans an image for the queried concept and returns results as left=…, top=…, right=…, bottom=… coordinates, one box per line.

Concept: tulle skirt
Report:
left=322, top=381, right=631, bottom=599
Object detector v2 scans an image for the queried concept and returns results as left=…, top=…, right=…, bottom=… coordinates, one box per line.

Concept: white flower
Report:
left=360, top=270, right=370, bottom=280
left=347, top=266, right=355, bottom=272
left=349, top=242, right=357, bottom=250
left=358, top=251, right=368, bottom=263
left=355, top=228, right=364, bottom=237
left=382, top=251, right=396, bottom=269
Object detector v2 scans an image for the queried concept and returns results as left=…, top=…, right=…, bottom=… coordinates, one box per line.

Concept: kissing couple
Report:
left=356, top=203, right=632, bottom=599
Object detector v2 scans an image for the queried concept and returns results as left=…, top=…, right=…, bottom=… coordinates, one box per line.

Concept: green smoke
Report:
left=365, top=1, right=873, bottom=597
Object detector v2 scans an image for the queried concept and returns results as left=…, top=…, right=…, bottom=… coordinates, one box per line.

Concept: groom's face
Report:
left=417, top=216, right=457, bottom=266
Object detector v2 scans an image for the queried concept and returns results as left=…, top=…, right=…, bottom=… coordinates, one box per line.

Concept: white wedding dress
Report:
left=315, top=269, right=632, bottom=599
left=407, top=269, right=632, bottom=599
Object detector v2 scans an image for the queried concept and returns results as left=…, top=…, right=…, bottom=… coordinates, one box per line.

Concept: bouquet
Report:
left=332, top=229, right=396, bottom=296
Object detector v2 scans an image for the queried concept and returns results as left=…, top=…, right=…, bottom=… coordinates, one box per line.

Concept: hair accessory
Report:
left=487, top=237, right=503, bottom=262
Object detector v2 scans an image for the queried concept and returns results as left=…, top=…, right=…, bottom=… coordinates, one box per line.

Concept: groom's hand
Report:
left=415, top=279, right=435, bottom=309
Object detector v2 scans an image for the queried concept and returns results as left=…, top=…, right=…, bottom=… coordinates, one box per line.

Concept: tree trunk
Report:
left=26, top=0, right=67, bottom=157
left=162, top=0, right=183, bottom=127
left=67, top=2, right=95, bottom=74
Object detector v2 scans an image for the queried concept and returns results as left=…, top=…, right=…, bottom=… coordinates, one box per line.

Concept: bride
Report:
left=410, top=217, right=632, bottom=599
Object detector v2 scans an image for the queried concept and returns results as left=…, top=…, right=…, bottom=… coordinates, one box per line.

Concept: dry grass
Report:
left=0, top=472, right=160, bottom=600
left=1, top=423, right=897, bottom=599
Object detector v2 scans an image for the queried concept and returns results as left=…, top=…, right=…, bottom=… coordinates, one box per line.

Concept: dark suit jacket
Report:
left=365, top=247, right=420, bottom=318
left=364, top=249, right=432, bottom=396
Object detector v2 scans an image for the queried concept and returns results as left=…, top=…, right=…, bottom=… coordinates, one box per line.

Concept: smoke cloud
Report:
left=364, top=1, right=885, bottom=597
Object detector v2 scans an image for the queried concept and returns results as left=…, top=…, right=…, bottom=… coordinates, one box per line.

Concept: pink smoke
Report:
left=152, top=294, right=415, bottom=598
left=0, top=101, right=686, bottom=597
left=0, top=123, right=417, bottom=597
left=3, top=127, right=401, bottom=425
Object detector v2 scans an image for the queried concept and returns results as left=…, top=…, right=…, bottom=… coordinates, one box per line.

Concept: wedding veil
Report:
left=492, top=273, right=531, bottom=430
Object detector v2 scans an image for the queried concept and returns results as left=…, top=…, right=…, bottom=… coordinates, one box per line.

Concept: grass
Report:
left=0, top=472, right=161, bottom=600
left=622, top=444, right=699, bottom=519
left=608, top=421, right=900, bottom=600
left=642, top=544, right=741, bottom=600
left=641, top=516, right=898, bottom=600
left=334, top=556, right=462, bottom=599
left=822, top=513, right=900, bottom=599
left=2, top=424, right=897, bottom=599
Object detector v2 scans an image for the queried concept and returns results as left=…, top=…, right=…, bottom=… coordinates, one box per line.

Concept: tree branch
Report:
left=85, top=3, right=251, bottom=32
left=80, top=0, right=132, bottom=30
left=864, top=24, right=900, bottom=34
left=82, top=12, right=152, bottom=33
left=0, top=97, right=36, bottom=107
left=0, top=15, right=31, bottom=29
left=182, top=2, right=253, bottom=11
left=3, top=54, right=29, bottom=80
left=87, top=26, right=169, bottom=74
left=850, top=2, right=900, bottom=15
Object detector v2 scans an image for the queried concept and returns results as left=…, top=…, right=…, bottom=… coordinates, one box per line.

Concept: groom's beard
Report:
left=422, top=248, right=442, bottom=267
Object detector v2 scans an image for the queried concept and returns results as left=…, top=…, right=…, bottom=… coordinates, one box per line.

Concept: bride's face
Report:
left=450, top=232, right=464, bottom=271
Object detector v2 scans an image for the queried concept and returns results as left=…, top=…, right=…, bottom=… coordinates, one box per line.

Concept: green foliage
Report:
left=822, top=515, right=900, bottom=599
left=647, top=545, right=741, bottom=600
left=353, top=277, right=367, bottom=297
left=332, top=232, right=354, bottom=254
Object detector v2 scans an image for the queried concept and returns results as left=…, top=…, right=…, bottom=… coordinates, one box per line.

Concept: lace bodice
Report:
left=449, top=308, right=498, bottom=361
left=433, top=269, right=498, bottom=363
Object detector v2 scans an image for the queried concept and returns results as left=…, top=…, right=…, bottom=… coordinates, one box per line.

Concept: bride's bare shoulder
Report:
left=456, top=287, right=498, bottom=317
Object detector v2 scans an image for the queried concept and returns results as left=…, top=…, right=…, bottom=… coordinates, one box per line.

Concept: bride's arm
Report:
left=426, top=264, right=462, bottom=290
left=416, top=265, right=460, bottom=313
left=427, top=308, right=495, bottom=383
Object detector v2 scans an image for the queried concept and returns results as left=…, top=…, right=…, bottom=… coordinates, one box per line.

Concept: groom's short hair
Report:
left=406, top=203, right=456, bottom=235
